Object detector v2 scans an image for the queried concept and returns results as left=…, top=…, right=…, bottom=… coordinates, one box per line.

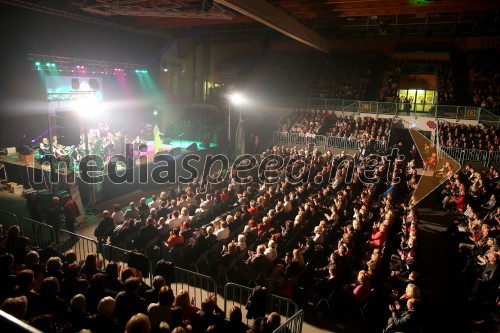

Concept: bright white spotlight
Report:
left=153, top=110, right=158, bottom=116
left=229, top=93, right=247, bottom=105
left=73, top=96, right=102, bottom=118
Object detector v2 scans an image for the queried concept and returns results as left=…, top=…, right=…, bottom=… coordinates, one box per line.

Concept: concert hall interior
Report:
left=0, top=1, right=500, bottom=333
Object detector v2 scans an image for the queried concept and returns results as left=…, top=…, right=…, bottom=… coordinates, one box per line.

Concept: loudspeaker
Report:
left=55, top=109, right=80, bottom=146
left=170, top=147, right=182, bottom=156
left=186, top=143, right=198, bottom=152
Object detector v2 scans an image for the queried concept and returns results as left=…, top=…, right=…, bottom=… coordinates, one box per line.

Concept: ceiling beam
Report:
left=215, top=0, right=331, bottom=53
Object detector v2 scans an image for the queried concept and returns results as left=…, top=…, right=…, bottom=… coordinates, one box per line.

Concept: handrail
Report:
left=264, top=96, right=499, bottom=125
left=273, top=309, right=304, bottom=333
left=20, top=217, right=56, bottom=250
left=172, top=266, right=218, bottom=306
left=100, top=243, right=153, bottom=285
left=58, top=228, right=100, bottom=262
left=0, top=310, right=43, bottom=333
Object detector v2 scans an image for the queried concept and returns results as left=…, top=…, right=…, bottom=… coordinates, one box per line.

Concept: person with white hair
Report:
left=264, top=240, right=277, bottom=261
left=237, top=234, right=247, bottom=252
left=88, top=296, right=119, bottom=332
left=124, top=202, right=140, bottom=220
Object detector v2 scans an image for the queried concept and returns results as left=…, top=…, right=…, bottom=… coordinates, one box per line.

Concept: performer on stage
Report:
left=154, top=123, right=164, bottom=153
left=39, top=138, right=50, bottom=154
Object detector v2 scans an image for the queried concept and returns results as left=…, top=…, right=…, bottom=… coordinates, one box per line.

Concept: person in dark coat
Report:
left=87, top=296, right=120, bottom=333
left=114, top=277, right=147, bottom=328
left=385, top=298, right=420, bottom=333
left=245, top=286, right=267, bottom=320
left=136, top=217, right=160, bottom=250
left=46, top=197, right=63, bottom=245
left=94, top=210, right=115, bottom=244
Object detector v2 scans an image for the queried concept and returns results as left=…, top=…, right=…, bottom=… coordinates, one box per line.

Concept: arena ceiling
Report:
left=3, top=0, right=500, bottom=42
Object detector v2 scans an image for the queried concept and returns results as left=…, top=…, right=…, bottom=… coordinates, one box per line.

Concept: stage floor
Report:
left=0, top=139, right=217, bottom=172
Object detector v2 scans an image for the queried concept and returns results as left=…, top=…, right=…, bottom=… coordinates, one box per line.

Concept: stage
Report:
left=0, top=138, right=221, bottom=205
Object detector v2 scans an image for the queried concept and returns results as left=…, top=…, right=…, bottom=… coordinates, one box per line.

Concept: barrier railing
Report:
left=172, top=266, right=218, bottom=306
left=223, top=283, right=299, bottom=327
left=463, top=149, right=489, bottom=166
left=19, top=217, right=56, bottom=250
left=488, top=151, right=500, bottom=167
left=438, top=146, right=463, bottom=162
left=58, top=229, right=100, bottom=262
left=265, top=96, right=499, bottom=124
left=273, top=309, right=304, bottom=333
left=100, top=243, right=153, bottom=285
left=0, top=210, right=19, bottom=231
left=0, top=310, right=42, bottom=333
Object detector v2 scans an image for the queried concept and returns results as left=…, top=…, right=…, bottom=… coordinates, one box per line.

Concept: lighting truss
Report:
left=47, top=92, right=91, bottom=102
left=77, top=0, right=233, bottom=20
left=27, top=53, right=147, bottom=74
left=0, top=0, right=170, bottom=38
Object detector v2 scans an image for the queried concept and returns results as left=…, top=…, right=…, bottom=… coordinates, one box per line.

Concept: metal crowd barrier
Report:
left=327, top=136, right=345, bottom=149
left=463, top=149, right=488, bottom=166
left=488, top=151, right=500, bottom=166
left=274, top=131, right=388, bottom=153
left=20, top=217, right=56, bottom=250
left=273, top=309, right=304, bottom=333
left=172, top=266, right=218, bottom=306
left=0, top=210, right=19, bottom=231
left=100, top=243, right=153, bottom=285
left=223, top=283, right=299, bottom=327
left=439, top=146, right=463, bottom=162
left=58, top=229, right=100, bottom=262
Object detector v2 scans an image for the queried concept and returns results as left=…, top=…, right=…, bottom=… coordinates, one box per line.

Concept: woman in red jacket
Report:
left=370, top=222, right=388, bottom=248
left=454, top=189, right=468, bottom=212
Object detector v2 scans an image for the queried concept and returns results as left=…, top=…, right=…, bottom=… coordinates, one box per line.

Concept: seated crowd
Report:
left=0, top=223, right=278, bottom=333
left=6, top=139, right=498, bottom=332
left=276, top=109, right=330, bottom=136
left=437, top=121, right=500, bottom=151
left=90, top=143, right=424, bottom=332
left=469, top=49, right=500, bottom=114
left=441, top=164, right=500, bottom=328
left=325, top=115, right=392, bottom=143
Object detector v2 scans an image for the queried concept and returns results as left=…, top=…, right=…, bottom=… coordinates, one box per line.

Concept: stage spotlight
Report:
left=229, top=93, right=247, bottom=105
left=153, top=110, right=158, bottom=116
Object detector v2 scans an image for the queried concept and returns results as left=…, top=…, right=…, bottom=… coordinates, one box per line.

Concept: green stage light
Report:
left=35, top=62, right=40, bottom=66
left=46, top=63, right=51, bottom=66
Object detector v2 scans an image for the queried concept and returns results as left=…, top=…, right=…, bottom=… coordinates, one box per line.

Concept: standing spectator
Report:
left=62, top=194, right=81, bottom=233
left=46, top=197, right=63, bottom=245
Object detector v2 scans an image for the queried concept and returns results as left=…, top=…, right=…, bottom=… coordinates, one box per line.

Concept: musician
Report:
left=39, top=138, right=50, bottom=154
left=52, top=136, right=59, bottom=150
left=154, top=123, right=164, bottom=154
left=102, top=136, right=115, bottom=159
left=98, top=122, right=109, bottom=138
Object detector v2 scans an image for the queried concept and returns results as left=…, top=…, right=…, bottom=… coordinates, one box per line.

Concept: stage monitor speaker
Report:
left=186, top=143, right=198, bottom=152
left=170, top=147, right=182, bottom=156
